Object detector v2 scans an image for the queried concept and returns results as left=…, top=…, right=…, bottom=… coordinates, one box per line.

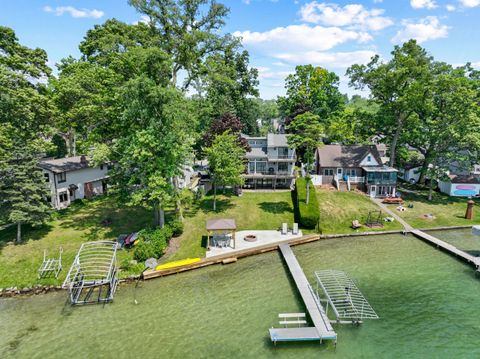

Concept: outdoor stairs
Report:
left=336, top=181, right=349, bottom=191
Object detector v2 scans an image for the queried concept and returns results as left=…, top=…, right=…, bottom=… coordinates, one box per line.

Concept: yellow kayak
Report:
left=155, top=258, right=201, bottom=271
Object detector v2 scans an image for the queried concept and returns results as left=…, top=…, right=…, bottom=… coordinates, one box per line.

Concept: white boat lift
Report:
left=38, top=247, right=62, bottom=279
left=315, top=270, right=379, bottom=324
left=62, top=241, right=118, bottom=305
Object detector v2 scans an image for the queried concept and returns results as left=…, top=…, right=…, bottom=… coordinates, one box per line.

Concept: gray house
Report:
left=315, top=145, right=398, bottom=198
left=242, top=133, right=296, bottom=189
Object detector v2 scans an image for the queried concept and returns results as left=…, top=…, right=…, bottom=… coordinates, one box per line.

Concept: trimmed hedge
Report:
left=295, top=177, right=320, bottom=229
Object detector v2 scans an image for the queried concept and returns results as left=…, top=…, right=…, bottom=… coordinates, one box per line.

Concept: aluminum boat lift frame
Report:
left=314, top=270, right=379, bottom=324
left=62, top=240, right=118, bottom=305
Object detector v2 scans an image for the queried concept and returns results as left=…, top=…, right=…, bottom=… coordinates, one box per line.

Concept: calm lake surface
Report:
left=1, top=232, right=480, bottom=358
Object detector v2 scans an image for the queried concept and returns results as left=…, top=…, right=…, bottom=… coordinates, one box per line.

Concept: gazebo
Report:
left=206, top=218, right=237, bottom=249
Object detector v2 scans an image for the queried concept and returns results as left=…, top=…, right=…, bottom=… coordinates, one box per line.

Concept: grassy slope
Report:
left=388, top=184, right=480, bottom=228
left=169, top=191, right=295, bottom=261
left=317, top=189, right=403, bottom=234
left=0, top=196, right=151, bottom=288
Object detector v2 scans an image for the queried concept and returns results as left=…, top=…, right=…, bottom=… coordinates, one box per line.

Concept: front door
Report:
left=337, top=168, right=343, bottom=178
left=370, top=185, right=376, bottom=198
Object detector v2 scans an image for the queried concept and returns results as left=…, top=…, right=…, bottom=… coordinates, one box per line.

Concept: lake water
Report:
left=1, top=232, right=480, bottom=358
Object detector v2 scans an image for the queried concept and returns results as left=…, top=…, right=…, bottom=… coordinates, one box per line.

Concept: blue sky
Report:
left=1, top=0, right=480, bottom=99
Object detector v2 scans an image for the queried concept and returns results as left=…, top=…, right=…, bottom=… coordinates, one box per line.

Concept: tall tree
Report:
left=278, top=65, right=345, bottom=126
left=287, top=112, right=324, bottom=204
left=0, top=146, right=51, bottom=243
left=205, top=131, right=245, bottom=211
left=129, top=0, right=230, bottom=89
left=0, top=27, right=53, bottom=238
left=347, top=40, right=433, bottom=167
left=113, top=76, right=196, bottom=227
left=202, top=112, right=250, bottom=151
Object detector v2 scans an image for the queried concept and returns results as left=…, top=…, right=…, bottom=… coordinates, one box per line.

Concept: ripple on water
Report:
left=1, top=233, right=480, bottom=358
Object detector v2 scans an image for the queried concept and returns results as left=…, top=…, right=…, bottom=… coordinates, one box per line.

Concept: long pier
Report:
left=269, top=244, right=337, bottom=343
left=411, top=230, right=480, bottom=268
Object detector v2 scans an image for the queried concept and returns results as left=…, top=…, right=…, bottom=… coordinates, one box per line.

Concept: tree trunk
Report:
left=389, top=114, right=405, bottom=167
left=213, top=183, right=217, bottom=211
left=173, top=176, right=183, bottom=221
left=154, top=202, right=165, bottom=228
left=428, top=179, right=434, bottom=201
left=306, top=178, right=310, bottom=205
left=16, top=222, right=21, bottom=243
left=418, top=150, right=432, bottom=185
left=67, top=131, right=74, bottom=157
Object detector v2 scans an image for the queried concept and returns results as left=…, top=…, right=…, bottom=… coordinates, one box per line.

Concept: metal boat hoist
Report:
left=62, top=240, right=118, bottom=305
left=314, top=270, right=379, bottom=324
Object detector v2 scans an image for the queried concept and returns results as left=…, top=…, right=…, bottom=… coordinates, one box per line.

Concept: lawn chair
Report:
left=292, top=223, right=299, bottom=235
left=351, top=220, right=362, bottom=229
left=38, top=247, right=63, bottom=279
left=281, top=223, right=288, bottom=235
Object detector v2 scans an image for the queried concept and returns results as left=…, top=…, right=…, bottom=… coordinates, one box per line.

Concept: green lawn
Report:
left=168, top=191, right=296, bottom=261
left=316, top=189, right=403, bottom=234
left=0, top=196, right=151, bottom=288
left=386, top=184, right=480, bottom=229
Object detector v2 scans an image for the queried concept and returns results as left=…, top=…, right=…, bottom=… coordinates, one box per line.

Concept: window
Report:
left=256, top=162, right=267, bottom=173
left=59, top=192, right=68, bottom=203
left=324, top=169, right=334, bottom=176
left=278, top=163, right=288, bottom=173
left=44, top=173, right=50, bottom=183
left=337, top=168, right=343, bottom=174
left=350, top=169, right=356, bottom=177
left=57, top=172, right=66, bottom=183
left=249, top=162, right=255, bottom=173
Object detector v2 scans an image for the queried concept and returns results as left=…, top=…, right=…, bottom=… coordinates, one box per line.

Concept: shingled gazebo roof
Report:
left=206, top=218, right=236, bottom=231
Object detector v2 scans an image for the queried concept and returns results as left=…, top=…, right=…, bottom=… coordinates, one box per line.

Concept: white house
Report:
left=39, top=155, right=109, bottom=209
left=241, top=133, right=296, bottom=189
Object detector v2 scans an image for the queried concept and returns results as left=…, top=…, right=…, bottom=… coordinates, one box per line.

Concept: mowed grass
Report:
left=316, top=188, right=403, bottom=234
left=168, top=191, right=295, bottom=261
left=0, top=196, right=151, bottom=288
left=386, top=185, right=480, bottom=229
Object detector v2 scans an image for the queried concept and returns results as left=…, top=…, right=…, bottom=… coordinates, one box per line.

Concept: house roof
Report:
left=316, top=145, right=383, bottom=168
left=267, top=133, right=289, bottom=147
left=448, top=174, right=480, bottom=184
left=39, top=155, right=92, bottom=173
left=206, top=218, right=236, bottom=231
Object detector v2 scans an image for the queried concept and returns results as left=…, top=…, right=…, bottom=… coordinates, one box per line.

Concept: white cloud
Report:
left=43, top=5, right=104, bottom=19
left=446, top=4, right=456, bottom=11
left=373, top=0, right=384, bottom=3
left=299, top=2, right=393, bottom=31
left=391, top=16, right=449, bottom=44
left=410, top=0, right=437, bottom=9
left=274, top=50, right=376, bottom=68
left=234, top=24, right=372, bottom=53
left=133, top=15, right=150, bottom=25
left=460, top=0, right=480, bottom=7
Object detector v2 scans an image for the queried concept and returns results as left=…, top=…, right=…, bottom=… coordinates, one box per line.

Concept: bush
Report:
left=133, top=241, right=156, bottom=262
left=134, top=226, right=175, bottom=261
left=294, top=177, right=320, bottom=229
left=169, top=220, right=184, bottom=237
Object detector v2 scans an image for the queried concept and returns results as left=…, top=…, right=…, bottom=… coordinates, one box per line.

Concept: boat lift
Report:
left=62, top=241, right=118, bottom=305
left=314, top=270, right=379, bottom=324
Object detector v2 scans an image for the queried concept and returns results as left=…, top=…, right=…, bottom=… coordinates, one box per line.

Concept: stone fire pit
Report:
left=244, top=234, right=257, bottom=242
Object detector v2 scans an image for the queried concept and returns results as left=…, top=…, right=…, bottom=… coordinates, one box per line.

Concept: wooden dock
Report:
left=270, top=244, right=337, bottom=343
left=411, top=230, right=480, bottom=268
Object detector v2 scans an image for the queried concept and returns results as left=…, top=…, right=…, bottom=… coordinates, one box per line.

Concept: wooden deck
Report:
left=411, top=230, right=480, bottom=268
left=274, top=244, right=337, bottom=342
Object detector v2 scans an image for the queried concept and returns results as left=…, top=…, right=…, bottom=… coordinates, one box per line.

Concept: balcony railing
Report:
left=246, top=170, right=293, bottom=176
left=270, top=155, right=295, bottom=160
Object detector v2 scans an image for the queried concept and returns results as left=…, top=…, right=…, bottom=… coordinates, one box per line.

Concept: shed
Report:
left=206, top=219, right=237, bottom=249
